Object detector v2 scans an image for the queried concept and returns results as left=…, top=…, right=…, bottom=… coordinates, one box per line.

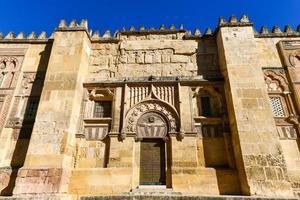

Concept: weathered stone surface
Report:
left=0, top=16, right=300, bottom=199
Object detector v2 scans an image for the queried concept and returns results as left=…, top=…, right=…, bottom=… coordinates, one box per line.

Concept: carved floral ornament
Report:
left=289, top=50, right=300, bottom=68
left=123, top=99, right=179, bottom=140
left=20, top=73, right=36, bottom=93
left=87, top=88, right=114, bottom=100
left=264, top=70, right=289, bottom=93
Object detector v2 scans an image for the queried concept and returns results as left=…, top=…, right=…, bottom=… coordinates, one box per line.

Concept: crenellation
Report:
left=218, top=15, right=253, bottom=28
left=272, top=26, right=283, bottom=34
left=229, top=15, right=238, bottom=24
left=204, top=27, right=213, bottom=36
left=69, top=19, right=77, bottom=28
left=256, top=25, right=300, bottom=38
left=284, top=25, right=294, bottom=34
left=5, top=32, right=15, bottom=39
left=38, top=32, right=47, bottom=39
left=27, top=32, right=36, bottom=39
left=58, top=19, right=67, bottom=28
left=260, top=26, right=270, bottom=35
left=194, top=28, right=201, bottom=36
left=16, top=32, right=25, bottom=39
left=102, top=30, right=111, bottom=39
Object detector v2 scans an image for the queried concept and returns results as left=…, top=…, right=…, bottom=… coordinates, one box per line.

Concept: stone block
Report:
left=171, top=55, right=189, bottom=63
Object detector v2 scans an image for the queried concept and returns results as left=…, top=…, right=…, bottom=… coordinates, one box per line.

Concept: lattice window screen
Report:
left=269, top=96, right=285, bottom=117
left=93, top=101, right=112, bottom=118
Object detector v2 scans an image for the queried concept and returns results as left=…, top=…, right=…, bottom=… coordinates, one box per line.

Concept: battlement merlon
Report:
left=0, top=15, right=299, bottom=43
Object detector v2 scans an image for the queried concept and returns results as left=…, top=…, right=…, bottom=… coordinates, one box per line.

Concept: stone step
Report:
left=127, top=186, right=181, bottom=196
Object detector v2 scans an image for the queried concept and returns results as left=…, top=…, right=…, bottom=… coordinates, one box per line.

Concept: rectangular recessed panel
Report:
left=140, top=139, right=166, bottom=185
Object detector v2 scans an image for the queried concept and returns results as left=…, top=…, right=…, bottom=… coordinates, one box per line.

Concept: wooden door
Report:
left=140, top=139, right=166, bottom=185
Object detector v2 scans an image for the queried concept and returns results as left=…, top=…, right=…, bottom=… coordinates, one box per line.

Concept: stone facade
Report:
left=0, top=16, right=299, bottom=199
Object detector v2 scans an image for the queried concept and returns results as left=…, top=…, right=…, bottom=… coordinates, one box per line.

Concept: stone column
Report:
left=178, top=84, right=193, bottom=135
left=217, top=24, right=293, bottom=197
left=14, top=21, right=91, bottom=195
left=110, top=87, right=122, bottom=134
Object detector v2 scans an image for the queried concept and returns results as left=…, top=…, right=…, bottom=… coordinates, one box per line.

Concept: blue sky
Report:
left=0, top=0, right=299, bottom=36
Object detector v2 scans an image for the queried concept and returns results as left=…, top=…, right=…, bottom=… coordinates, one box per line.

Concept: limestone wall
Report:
left=0, top=17, right=300, bottom=199
left=87, top=33, right=219, bottom=82
left=0, top=42, right=51, bottom=195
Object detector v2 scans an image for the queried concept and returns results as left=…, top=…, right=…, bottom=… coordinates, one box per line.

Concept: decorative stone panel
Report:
left=124, top=100, right=179, bottom=138
left=264, top=69, right=299, bottom=140
left=136, top=112, right=168, bottom=139
left=84, top=125, right=109, bottom=140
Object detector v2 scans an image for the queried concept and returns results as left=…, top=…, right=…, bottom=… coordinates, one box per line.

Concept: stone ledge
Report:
left=80, top=195, right=299, bottom=200
left=0, top=194, right=72, bottom=200
left=0, top=195, right=298, bottom=200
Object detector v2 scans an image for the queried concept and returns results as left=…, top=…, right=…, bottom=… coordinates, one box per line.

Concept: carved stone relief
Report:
left=289, top=50, right=300, bottom=68
left=0, top=55, right=23, bottom=135
left=124, top=100, right=179, bottom=137
left=0, top=56, right=20, bottom=88
left=264, top=69, right=299, bottom=139
left=18, top=72, right=38, bottom=95
left=136, top=112, right=168, bottom=139
left=128, top=85, right=175, bottom=107
left=87, top=88, right=114, bottom=101
left=264, top=70, right=289, bottom=93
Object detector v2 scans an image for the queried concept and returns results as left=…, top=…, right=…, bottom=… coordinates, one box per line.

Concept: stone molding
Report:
left=123, top=99, right=180, bottom=140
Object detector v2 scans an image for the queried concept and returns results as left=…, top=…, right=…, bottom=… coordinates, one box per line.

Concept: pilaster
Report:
left=13, top=20, right=91, bottom=195
left=217, top=20, right=293, bottom=197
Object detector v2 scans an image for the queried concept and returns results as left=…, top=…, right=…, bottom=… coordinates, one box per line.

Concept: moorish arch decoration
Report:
left=0, top=56, right=19, bottom=88
left=264, top=70, right=290, bottom=93
left=264, top=69, right=300, bottom=139
left=123, top=99, right=180, bottom=140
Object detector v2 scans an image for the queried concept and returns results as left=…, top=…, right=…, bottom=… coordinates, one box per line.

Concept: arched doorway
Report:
left=137, top=112, right=168, bottom=185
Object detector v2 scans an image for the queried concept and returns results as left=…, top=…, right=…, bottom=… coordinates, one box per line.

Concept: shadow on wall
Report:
left=0, top=42, right=52, bottom=196
left=196, top=38, right=242, bottom=195
left=196, top=38, right=222, bottom=80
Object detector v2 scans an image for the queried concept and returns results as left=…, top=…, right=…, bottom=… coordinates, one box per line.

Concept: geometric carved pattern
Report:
left=85, top=126, right=108, bottom=140
left=277, top=126, right=297, bottom=139
left=125, top=100, right=178, bottom=135
left=153, top=86, right=175, bottom=106
left=129, top=85, right=175, bottom=107
left=264, top=70, right=289, bottom=93
left=136, top=112, right=167, bottom=139
left=269, top=96, right=285, bottom=117
left=129, top=86, right=149, bottom=107
left=0, top=56, right=18, bottom=88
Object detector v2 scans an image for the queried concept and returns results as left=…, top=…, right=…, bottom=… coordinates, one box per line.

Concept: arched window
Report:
left=264, top=70, right=299, bottom=139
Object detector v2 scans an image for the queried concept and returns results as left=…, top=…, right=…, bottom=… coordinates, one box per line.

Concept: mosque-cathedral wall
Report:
left=0, top=16, right=299, bottom=199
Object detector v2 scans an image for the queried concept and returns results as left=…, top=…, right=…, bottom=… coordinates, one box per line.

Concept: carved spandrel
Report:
left=124, top=100, right=179, bottom=139
left=289, top=51, right=300, bottom=68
